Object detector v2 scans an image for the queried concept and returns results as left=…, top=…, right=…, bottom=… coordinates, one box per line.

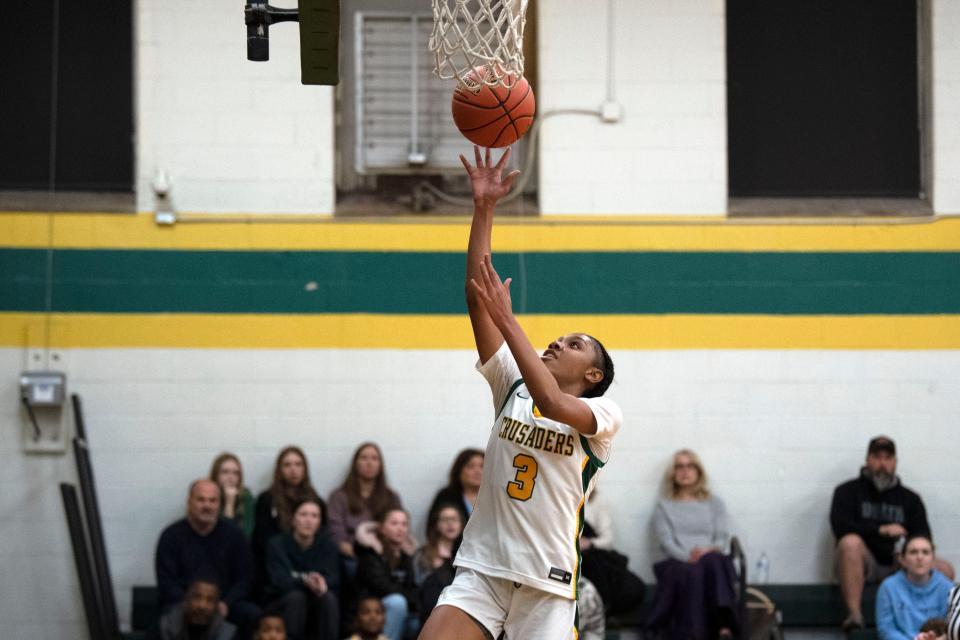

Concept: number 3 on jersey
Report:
left=507, top=453, right=539, bottom=501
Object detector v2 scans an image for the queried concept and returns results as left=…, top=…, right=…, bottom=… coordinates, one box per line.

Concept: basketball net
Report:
left=429, top=0, right=528, bottom=90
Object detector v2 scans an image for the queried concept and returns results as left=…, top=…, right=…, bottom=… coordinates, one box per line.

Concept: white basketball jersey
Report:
left=454, top=343, right=622, bottom=600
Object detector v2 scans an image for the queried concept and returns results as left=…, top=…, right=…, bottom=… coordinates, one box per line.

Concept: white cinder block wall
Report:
left=537, top=0, right=960, bottom=216
left=932, top=0, right=960, bottom=214
left=0, top=350, right=85, bottom=639
left=2, top=347, right=959, bottom=636
left=537, top=0, right=727, bottom=215
left=135, top=0, right=336, bottom=214
left=129, top=0, right=960, bottom=217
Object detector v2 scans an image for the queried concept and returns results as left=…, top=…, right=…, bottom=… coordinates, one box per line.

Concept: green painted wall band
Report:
left=1, top=248, right=958, bottom=315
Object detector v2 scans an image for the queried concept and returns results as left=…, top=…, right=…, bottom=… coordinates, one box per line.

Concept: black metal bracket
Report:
left=245, top=2, right=300, bottom=61
left=20, top=395, right=41, bottom=441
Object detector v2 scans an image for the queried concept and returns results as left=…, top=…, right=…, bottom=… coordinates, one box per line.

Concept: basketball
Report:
left=451, top=72, right=536, bottom=148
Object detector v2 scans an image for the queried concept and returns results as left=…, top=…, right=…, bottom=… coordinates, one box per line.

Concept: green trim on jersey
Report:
left=575, top=453, right=604, bottom=600
left=574, top=498, right=585, bottom=600
left=580, top=457, right=602, bottom=494
left=497, top=379, right=525, bottom=418
left=579, top=434, right=606, bottom=469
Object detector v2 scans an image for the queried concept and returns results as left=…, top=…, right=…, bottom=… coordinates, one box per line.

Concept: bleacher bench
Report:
left=126, top=583, right=879, bottom=640
left=606, top=583, right=879, bottom=640
left=122, top=585, right=159, bottom=640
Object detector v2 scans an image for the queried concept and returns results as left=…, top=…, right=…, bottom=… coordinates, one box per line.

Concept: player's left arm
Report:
left=469, top=254, right=599, bottom=435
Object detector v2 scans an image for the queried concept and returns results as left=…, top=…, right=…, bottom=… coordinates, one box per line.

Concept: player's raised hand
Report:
left=459, top=145, right=521, bottom=209
left=469, top=254, right=514, bottom=328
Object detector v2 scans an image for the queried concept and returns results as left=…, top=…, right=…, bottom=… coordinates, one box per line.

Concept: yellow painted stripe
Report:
left=2, top=212, right=960, bottom=252
left=1, top=313, right=959, bottom=349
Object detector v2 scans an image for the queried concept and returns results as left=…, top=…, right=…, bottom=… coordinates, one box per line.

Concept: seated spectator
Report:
left=356, top=509, right=419, bottom=640
left=412, top=504, right=464, bottom=586
left=416, top=556, right=456, bottom=629
left=156, top=480, right=259, bottom=639
left=580, top=487, right=646, bottom=615
left=832, top=436, right=955, bottom=631
left=344, top=596, right=389, bottom=640
left=253, top=614, right=287, bottom=640
left=327, top=443, right=403, bottom=560
left=254, top=447, right=326, bottom=591
left=427, top=448, right=483, bottom=527
left=949, top=584, right=960, bottom=640
left=159, top=578, right=236, bottom=640
left=582, top=488, right=615, bottom=552
left=266, top=499, right=340, bottom=640
left=411, top=504, right=463, bottom=627
left=877, top=534, right=952, bottom=640
left=210, top=452, right=256, bottom=538
left=646, top=449, right=738, bottom=640
left=577, top=576, right=606, bottom=640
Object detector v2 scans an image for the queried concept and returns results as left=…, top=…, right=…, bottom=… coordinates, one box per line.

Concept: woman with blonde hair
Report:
left=209, top=452, right=256, bottom=538
left=646, top=449, right=738, bottom=640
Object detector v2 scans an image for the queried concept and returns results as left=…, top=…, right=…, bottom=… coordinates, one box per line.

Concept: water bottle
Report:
left=755, top=552, right=770, bottom=585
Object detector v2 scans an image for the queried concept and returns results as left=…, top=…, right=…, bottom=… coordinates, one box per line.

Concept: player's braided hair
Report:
left=582, top=335, right=614, bottom=398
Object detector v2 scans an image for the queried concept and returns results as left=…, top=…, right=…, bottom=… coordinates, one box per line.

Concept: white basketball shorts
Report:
left=435, top=567, right=579, bottom=640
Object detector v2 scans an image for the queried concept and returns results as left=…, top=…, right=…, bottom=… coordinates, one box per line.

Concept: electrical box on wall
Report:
left=20, top=370, right=69, bottom=453
left=21, top=371, right=66, bottom=406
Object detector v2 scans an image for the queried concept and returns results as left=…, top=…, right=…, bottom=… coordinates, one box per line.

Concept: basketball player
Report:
left=417, top=146, right=622, bottom=640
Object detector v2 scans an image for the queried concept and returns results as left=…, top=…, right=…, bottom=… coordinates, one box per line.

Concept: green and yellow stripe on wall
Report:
left=2, top=212, right=959, bottom=349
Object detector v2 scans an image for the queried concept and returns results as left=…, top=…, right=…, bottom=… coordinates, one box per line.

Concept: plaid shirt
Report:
left=578, top=577, right=606, bottom=640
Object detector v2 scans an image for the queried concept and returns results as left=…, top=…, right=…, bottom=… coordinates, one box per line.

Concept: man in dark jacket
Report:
left=830, top=436, right=955, bottom=631
left=156, top=480, right=260, bottom=640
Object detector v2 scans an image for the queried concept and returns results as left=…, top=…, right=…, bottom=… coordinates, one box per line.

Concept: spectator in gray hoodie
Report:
left=159, top=579, right=236, bottom=640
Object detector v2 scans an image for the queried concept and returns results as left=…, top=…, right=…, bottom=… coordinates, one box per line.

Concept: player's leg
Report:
left=419, top=568, right=508, bottom=640
left=418, top=605, right=491, bottom=640
left=503, top=583, right=578, bottom=640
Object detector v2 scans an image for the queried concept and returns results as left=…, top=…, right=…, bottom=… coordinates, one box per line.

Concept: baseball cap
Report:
left=867, top=436, right=896, bottom=456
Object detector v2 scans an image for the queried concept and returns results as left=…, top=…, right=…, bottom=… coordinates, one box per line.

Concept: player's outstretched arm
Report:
left=470, top=254, right=599, bottom=435
left=460, top=146, right=520, bottom=364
